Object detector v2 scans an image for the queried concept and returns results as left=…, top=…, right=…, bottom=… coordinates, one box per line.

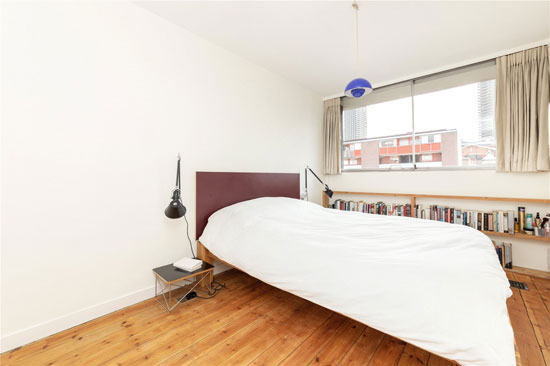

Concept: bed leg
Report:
left=197, top=241, right=214, bottom=289
left=206, top=271, right=214, bottom=290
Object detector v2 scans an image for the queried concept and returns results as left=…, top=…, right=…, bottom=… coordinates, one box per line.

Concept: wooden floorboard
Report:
left=338, top=326, right=384, bottom=366
left=2, top=268, right=550, bottom=366
left=367, top=335, right=406, bottom=366
left=248, top=302, right=332, bottom=366
left=397, top=344, right=430, bottom=366
left=513, top=273, right=550, bottom=363
left=308, top=319, right=365, bottom=366
left=279, top=312, right=348, bottom=366
left=508, top=273, right=547, bottom=365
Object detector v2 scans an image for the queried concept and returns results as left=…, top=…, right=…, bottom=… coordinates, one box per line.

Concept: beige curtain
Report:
left=323, top=98, right=342, bottom=175
left=496, top=45, right=550, bottom=172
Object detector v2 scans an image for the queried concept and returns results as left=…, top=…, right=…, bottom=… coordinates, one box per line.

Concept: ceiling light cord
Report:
left=353, top=0, right=359, bottom=75
left=344, top=0, right=372, bottom=98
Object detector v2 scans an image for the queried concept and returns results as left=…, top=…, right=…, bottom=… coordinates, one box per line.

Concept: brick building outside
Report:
left=343, top=129, right=461, bottom=169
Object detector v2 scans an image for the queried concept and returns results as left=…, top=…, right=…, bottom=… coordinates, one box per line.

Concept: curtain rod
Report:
left=378, top=59, right=495, bottom=91
left=323, top=39, right=550, bottom=101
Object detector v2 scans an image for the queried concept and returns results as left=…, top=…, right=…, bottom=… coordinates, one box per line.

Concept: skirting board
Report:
left=1, top=265, right=231, bottom=353
left=0, top=285, right=155, bottom=352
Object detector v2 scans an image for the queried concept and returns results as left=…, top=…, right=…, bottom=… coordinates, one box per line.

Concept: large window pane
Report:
left=340, top=61, right=496, bottom=171
left=413, top=80, right=496, bottom=167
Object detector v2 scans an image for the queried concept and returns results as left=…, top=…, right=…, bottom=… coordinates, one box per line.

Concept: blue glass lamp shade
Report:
left=344, top=78, right=373, bottom=98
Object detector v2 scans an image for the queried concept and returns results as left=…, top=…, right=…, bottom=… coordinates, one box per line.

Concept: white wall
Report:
left=326, top=170, right=550, bottom=270
left=0, top=1, right=323, bottom=351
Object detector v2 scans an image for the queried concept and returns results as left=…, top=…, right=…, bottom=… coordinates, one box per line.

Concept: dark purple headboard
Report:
left=196, top=172, right=300, bottom=238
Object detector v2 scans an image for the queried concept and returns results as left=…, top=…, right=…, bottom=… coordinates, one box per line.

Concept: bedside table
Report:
left=153, top=262, right=214, bottom=312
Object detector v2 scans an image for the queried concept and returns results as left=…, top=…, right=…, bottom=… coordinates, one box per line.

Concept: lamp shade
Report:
left=165, top=189, right=186, bottom=219
left=344, top=78, right=372, bottom=98
left=165, top=198, right=186, bottom=219
left=324, top=187, right=334, bottom=198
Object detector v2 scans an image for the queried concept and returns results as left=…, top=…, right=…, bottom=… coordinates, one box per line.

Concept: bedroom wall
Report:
left=0, top=1, right=323, bottom=351
left=326, top=170, right=550, bottom=271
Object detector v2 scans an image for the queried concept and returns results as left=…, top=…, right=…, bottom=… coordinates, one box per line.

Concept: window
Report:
left=421, top=154, right=433, bottom=162
left=342, top=142, right=362, bottom=168
left=379, top=139, right=396, bottom=148
left=420, top=135, right=441, bottom=144
left=342, top=82, right=413, bottom=169
left=341, top=61, right=496, bottom=170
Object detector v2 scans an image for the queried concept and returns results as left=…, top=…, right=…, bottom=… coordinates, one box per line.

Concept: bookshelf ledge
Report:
left=323, top=191, right=550, bottom=243
left=325, top=191, right=550, bottom=205
left=481, top=230, right=550, bottom=242
left=324, top=191, right=550, bottom=276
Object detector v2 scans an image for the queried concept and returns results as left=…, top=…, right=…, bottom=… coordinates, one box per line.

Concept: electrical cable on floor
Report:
left=196, top=281, right=226, bottom=299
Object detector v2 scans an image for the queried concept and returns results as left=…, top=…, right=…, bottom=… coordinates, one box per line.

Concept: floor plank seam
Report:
left=305, top=318, right=353, bottom=366
left=244, top=301, right=326, bottom=366
left=276, top=314, right=337, bottom=366
left=183, top=290, right=286, bottom=366
left=518, top=288, right=547, bottom=363
left=531, top=279, right=550, bottom=317
left=333, top=324, right=366, bottom=366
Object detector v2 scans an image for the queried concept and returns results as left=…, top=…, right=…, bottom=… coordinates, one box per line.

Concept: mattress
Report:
left=199, top=197, right=515, bottom=366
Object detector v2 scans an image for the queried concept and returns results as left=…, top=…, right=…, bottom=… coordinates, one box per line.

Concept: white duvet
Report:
left=199, top=197, right=514, bottom=366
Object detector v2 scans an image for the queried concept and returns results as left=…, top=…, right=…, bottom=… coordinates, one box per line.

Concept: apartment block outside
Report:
left=343, top=130, right=459, bottom=169
left=477, top=80, right=496, bottom=140
left=342, top=108, right=368, bottom=141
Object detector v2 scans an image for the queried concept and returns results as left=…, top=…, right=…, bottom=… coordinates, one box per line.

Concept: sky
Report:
left=351, top=81, right=494, bottom=143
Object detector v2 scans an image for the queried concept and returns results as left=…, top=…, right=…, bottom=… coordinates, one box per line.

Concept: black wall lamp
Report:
left=304, top=166, right=333, bottom=201
left=165, top=154, right=195, bottom=258
left=165, top=154, right=187, bottom=219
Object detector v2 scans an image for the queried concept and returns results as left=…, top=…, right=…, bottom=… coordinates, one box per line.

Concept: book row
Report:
left=329, top=199, right=550, bottom=238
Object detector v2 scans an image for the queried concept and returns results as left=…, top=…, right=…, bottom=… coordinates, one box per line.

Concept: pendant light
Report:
left=344, top=0, right=372, bottom=98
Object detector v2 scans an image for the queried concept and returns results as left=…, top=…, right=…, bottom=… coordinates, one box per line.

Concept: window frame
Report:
left=340, top=60, right=497, bottom=172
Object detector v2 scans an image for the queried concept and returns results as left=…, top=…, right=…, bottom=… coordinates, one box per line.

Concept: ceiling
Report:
left=137, top=1, right=550, bottom=97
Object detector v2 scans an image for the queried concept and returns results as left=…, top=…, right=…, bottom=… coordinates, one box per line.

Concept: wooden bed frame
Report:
left=193, top=171, right=520, bottom=366
left=197, top=242, right=230, bottom=267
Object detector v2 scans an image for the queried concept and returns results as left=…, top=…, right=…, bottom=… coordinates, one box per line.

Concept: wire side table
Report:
left=152, top=262, right=214, bottom=312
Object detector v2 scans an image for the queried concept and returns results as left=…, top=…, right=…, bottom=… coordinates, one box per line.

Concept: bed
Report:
left=195, top=172, right=515, bottom=366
